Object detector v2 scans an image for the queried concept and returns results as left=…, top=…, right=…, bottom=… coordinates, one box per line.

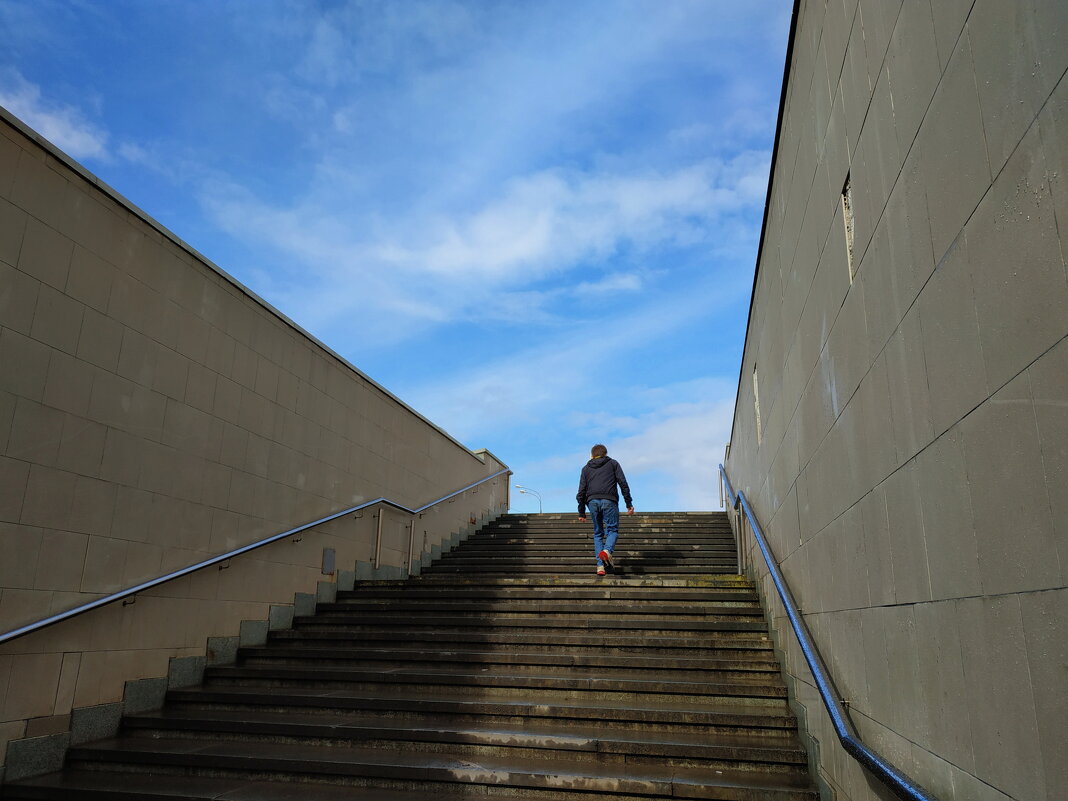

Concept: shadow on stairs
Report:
left=2, top=512, right=818, bottom=801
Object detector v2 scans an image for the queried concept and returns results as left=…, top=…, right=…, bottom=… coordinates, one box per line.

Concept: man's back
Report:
left=578, top=456, right=631, bottom=507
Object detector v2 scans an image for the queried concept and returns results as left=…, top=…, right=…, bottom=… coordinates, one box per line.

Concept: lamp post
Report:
left=514, top=484, right=543, bottom=513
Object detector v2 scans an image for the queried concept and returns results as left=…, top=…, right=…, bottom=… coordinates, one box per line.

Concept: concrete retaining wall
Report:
left=725, top=1, right=1066, bottom=799
left=0, top=108, right=508, bottom=776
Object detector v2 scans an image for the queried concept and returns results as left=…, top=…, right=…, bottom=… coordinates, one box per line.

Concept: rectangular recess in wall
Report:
left=753, top=366, right=762, bottom=445
left=842, top=174, right=856, bottom=282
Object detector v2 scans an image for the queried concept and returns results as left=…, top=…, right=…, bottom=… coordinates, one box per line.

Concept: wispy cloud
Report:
left=512, top=378, right=737, bottom=511
left=0, top=68, right=109, bottom=160
left=575, top=273, right=643, bottom=294
left=397, top=158, right=765, bottom=279
left=608, top=396, right=736, bottom=509
left=401, top=283, right=739, bottom=443
left=199, top=151, right=768, bottom=338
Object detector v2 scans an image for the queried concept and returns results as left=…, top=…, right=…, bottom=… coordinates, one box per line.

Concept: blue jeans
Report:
left=587, top=499, right=619, bottom=565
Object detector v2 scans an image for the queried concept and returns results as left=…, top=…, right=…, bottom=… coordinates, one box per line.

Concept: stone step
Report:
left=267, top=629, right=774, bottom=656
left=440, top=545, right=736, bottom=553
left=472, top=541, right=735, bottom=547
left=423, top=562, right=739, bottom=570
left=421, top=565, right=739, bottom=575
left=58, top=738, right=817, bottom=800
left=467, top=540, right=734, bottom=547
left=289, top=616, right=770, bottom=636
left=236, top=646, right=781, bottom=674
left=367, top=575, right=752, bottom=588
left=470, top=529, right=734, bottom=535
left=0, top=772, right=482, bottom=801
left=491, top=516, right=728, bottom=521
left=56, top=739, right=815, bottom=801
left=470, top=541, right=734, bottom=547
left=457, top=535, right=731, bottom=540
left=303, top=616, right=766, bottom=630
left=316, top=605, right=762, bottom=618
left=7, top=768, right=817, bottom=801
left=435, top=551, right=737, bottom=560
left=118, top=708, right=809, bottom=771
left=335, top=587, right=758, bottom=601
left=313, top=601, right=763, bottom=617
left=487, top=526, right=735, bottom=530
left=509, top=524, right=731, bottom=527
left=471, top=535, right=733, bottom=542
left=201, top=665, right=788, bottom=703
left=481, top=531, right=733, bottom=537
left=166, top=686, right=800, bottom=733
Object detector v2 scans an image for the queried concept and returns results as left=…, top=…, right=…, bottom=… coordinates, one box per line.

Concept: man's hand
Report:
left=626, top=507, right=635, bottom=515
left=578, top=516, right=587, bottom=522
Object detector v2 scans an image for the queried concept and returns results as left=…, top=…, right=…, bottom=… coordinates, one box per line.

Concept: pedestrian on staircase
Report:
left=577, top=444, right=634, bottom=576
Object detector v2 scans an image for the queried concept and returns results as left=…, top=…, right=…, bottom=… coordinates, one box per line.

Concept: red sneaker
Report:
left=596, top=566, right=606, bottom=576
left=598, top=549, right=613, bottom=567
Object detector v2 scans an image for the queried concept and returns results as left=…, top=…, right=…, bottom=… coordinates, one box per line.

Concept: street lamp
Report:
left=514, top=484, right=543, bottom=513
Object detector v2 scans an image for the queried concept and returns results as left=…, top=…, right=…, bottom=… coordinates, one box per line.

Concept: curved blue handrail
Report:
left=720, top=464, right=936, bottom=801
left=0, top=468, right=510, bottom=646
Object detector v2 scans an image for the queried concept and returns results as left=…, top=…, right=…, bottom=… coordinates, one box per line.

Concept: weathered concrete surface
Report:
left=726, top=1, right=1067, bottom=799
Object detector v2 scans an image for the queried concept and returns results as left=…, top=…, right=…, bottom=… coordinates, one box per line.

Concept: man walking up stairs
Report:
left=576, top=444, right=635, bottom=577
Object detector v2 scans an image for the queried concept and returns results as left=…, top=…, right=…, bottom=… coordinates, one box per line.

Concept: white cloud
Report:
left=669, top=123, right=716, bottom=144
left=197, top=151, right=768, bottom=338
left=397, top=156, right=767, bottom=281
left=512, top=377, right=737, bottom=511
left=299, top=18, right=349, bottom=86
left=117, top=141, right=150, bottom=164
left=284, top=0, right=480, bottom=87
left=608, top=396, right=736, bottom=509
left=0, top=69, right=108, bottom=160
left=402, top=284, right=738, bottom=446
left=574, top=273, right=642, bottom=294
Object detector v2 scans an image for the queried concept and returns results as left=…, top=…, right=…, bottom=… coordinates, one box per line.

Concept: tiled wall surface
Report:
left=0, top=111, right=508, bottom=771
left=726, top=1, right=1066, bottom=799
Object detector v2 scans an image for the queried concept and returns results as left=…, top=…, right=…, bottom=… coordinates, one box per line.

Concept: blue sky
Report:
left=1, top=0, right=790, bottom=512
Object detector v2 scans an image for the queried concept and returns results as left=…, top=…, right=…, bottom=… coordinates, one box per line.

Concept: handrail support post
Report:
left=373, top=506, right=384, bottom=570
left=406, top=516, right=417, bottom=577
left=735, top=500, right=744, bottom=576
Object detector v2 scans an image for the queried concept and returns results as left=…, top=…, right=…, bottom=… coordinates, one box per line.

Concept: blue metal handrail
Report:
left=719, top=464, right=936, bottom=801
left=0, top=468, right=510, bottom=646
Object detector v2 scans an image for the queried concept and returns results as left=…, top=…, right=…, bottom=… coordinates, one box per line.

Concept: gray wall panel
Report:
left=726, top=1, right=1067, bottom=797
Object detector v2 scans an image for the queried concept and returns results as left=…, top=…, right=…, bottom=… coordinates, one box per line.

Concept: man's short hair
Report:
left=591, top=444, right=608, bottom=458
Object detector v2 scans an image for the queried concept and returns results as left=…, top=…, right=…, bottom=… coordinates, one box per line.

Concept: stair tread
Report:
left=2, top=769, right=504, bottom=800
left=207, top=664, right=785, bottom=689
left=301, top=621, right=766, bottom=631
left=240, top=646, right=779, bottom=667
left=125, top=708, right=807, bottom=754
left=169, top=685, right=793, bottom=719
left=335, top=590, right=757, bottom=599
left=317, top=606, right=762, bottom=616
left=400, top=581, right=752, bottom=585
left=275, top=632, right=773, bottom=650
left=69, top=737, right=818, bottom=792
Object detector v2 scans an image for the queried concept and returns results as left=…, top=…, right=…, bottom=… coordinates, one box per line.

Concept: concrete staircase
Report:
left=2, top=512, right=818, bottom=800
